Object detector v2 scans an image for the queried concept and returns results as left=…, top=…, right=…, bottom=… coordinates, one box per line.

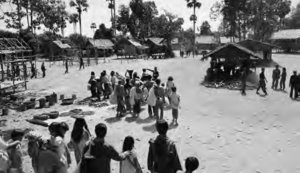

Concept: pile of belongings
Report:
left=26, top=111, right=60, bottom=127
left=88, top=102, right=109, bottom=108
left=0, top=96, right=23, bottom=110
left=203, top=81, right=257, bottom=90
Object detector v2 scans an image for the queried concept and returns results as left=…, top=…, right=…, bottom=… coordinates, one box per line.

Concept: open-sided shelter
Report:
left=0, top=38, right=34, bottom=94
left=238, top=39, right=277, bottom=60
left=86, top=39, right=114, bottom=57
left=202, top=43, right=262, bottom=61
left=270, top=29, right=300, bottom=52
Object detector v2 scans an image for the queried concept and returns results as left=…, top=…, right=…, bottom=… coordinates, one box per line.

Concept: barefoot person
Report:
left=170, top=87, right=180, bottom=126
left=147, top=120, right=182, bottom=173
left=257, top=68, right=268, bottom=95
left=154, top=79, right=165, bottom=120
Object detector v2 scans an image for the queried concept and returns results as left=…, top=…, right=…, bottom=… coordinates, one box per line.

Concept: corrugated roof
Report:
left=195, top=35, right=219, bottom=44
left=271, top=29, right=300, bottom=40
left=53, top=40, right=71, bottom=49
left=146, top=38, right=164, bottom=46
left=88, top=39, right=114, bottom=49
left=202, top=43, right=263, bottom=60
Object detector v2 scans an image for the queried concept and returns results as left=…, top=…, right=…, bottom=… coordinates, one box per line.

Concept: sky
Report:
left=0, top=0, right=300, bottom=37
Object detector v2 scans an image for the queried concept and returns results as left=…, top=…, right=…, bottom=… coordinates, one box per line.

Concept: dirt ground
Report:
left=1, top=53, right=300, bottom=173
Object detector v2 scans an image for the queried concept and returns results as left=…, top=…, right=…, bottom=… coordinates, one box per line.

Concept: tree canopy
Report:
left=200, top=21, right=212, bottom=35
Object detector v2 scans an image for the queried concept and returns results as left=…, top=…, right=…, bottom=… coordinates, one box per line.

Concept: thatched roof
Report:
left=238, top=39, right=278, bottom=51
left=0, top=38, right=32, bottom=54
left=195, top=35, right=219, bottom=44
left=146, top=38, right=164, bottom=46
left=128, top=39, right=143, bottom=48
left=271, top=29, right=300, bottom=40
left=202, top=43, right=263, bottom=60
left=53, top=40, right=71, bottom=49
left=88, top=39, right=114, bottom=49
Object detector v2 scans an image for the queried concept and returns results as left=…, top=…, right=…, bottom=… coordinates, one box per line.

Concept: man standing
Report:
left=295, top=74, right=300, bottom=99
left=41, top=62, right=46, bottom=78
left=65, top=58, right=69, bottom=74
left=289, top=71, right=297, bottom=99
left=147, top=120, right=182, bottom=173
left=81, top=123, right=131, bottom=173
left=257, top=68, right=268, bottom=95
left=272, top=65, right=281, bottom=89
left=115, top=81, right=126, bottom=117
left=153, top=79, right=165, bottom=120
left=79, top=57, right=85, bottom=70
left=30, top=62, right=35, bottom=79
left=241, top=68, right=247, bottom=95
left=144, top=76, right=155, bottom=117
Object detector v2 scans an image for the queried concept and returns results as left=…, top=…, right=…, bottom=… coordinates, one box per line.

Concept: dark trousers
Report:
left=79, top=63, right=84, bottom=70
left=241, top=80, right=246, bottom=94
left=117, top=96, right=125, bottom=113
left=65, top=66, right=68, bottom=73
left=257, top=80, right=267, bottom=94
left=154, top=101, right=164, bottom=120
left=280, top=79, right=286, bottom=90
left=91, top=88, right=97, bottom=97
left=42, top=70, right=45, bottom=77
left=172, top=108, right=178, bottom=120
left=272, top=78, right=279, bottom=89
left=125, top=96, right=131, bottom=112
left=148, top=105, right=155, bottom=116
left=290, top=85, right=296, bottom=98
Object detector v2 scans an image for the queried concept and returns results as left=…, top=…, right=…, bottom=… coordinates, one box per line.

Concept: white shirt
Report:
left=170, top=92, right=180, bottom=109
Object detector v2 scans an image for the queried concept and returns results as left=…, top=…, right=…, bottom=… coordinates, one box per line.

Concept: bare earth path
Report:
left=3, top=54, right=300, bottom=173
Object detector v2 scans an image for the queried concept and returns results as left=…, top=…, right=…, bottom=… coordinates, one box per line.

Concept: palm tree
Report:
left=69, top=13, right=79, bottom=33
left=186, top=0, right=201, bottom=58
left=106, top=0, right=116, bottom=36
left=69, top=0, right=89, bottom=36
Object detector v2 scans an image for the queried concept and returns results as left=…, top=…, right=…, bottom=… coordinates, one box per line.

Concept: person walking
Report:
left=289, top=71, right=297, bottom=99
left=169, top=87, right=180, bottom=126
left=41, top=62, right=46, bottom=78
left=120, top=136, right=142, bottom=173
left=147, top=120, right=182, bottom=173
left=241, top=68, right=247, bottom=95
left=280, top=67, right=287, bottom=90
left=70, top=118, right=91, bottom=164
left=256, top=68, right=268, bottom=95
left=30, top=62, right=35, bottom=79
left=272, top=65, right=281, bottom=89
left=80, top=123, right=131, bottom=173
left=65, top=58, right=69, bottom=74
left=79, top=57, right=85, bottom=70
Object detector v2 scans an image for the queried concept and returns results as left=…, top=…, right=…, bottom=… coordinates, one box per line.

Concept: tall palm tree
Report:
left=186, top=0, right=201, bottom=58
left=69, top=0, right=89, bottom=36
left=106, top=0, right=116, bottom=36
left=69, top=13, right=79, bottom=33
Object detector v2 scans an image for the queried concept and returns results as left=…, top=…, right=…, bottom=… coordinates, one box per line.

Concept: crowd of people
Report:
left=0, top=119, right=200, bottom=173
left=88, top=67, right=180, bottom=125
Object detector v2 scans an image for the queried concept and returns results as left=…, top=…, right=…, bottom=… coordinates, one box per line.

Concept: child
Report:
left=180, top=157, right=199, bottom=173
left=8, top=130, right=25, bottom=173
left=0, top=135, right=21, bottom=173
left=120, top=136, right=142, bottom=173
left=169, top=87, right=180, bottom=125
left=110, top=71, right=117, bottom=90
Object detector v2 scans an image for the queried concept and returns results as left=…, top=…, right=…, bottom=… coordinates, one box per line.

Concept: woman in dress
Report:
left=70, top=118, right=91, bottom=164
left=120, top=136, right=142, bottom=173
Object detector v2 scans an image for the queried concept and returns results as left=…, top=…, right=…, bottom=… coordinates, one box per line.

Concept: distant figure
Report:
left=272, top=65, right=281, bottom=89
left=31, top=63, right=35, bottom=79
left=241, top=68, right=247, bottom=95
left=79, top=57, right=84, bottom=70
left=280, top=67, right=287, bottom=90
left=289, top=71, right=297, bottom=99
left=147, top=67, right=159, bottom=81
left=41, top=62, right=46, bottom=78
left=295, top=74, right=300, bottom=99
left=115, top=80, right=126, bottom=117
left=110, top=71, right=116, bottom=90
left=257, top=68, right=268, bottom=95
left=15, top=64, right=20, bottom=77
left=65, top=58, right=69, bottom=74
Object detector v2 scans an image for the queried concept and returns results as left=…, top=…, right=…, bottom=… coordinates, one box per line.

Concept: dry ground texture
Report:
left=1, top=53, right=300, bottom=173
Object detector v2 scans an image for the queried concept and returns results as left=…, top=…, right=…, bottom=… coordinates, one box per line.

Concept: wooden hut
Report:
left=116, top=38, right=148, bottom=58
left=86, top=39, right=114, bottom=57
left=270, top=29, right=300, bottom=52
left=237, top=39, right=277, bottom=60
left=195, top=35, right=219, bottom=52
left=145, top=38, right=165, bottom=54
left=52, top=40, right=72, bottom=56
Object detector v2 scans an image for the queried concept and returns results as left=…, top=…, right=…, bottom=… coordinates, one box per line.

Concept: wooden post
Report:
left=23, top=61, right=27, bottom=90
left=12, top=62, right=15, bottom=93
left=0, top=55, right=4, bottom=82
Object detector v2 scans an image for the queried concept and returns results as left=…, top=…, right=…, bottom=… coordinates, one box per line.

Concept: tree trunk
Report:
left=30, top=0, right=33, bottom=32
left=73, top=23, right=77, bottom=33
left=193, top=6, right=196, bottom=58
left=16, top=0, right=22, bottom=37
left=78, top=11, right=82, bottom=36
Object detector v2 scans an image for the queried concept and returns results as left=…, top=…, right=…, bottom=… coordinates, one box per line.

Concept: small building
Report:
left=170, top=38, right=180, bottom=50
left=237, top=39, right=277, bottom=60
left=86, top=39, right=114, bottom=57
left=145, top=38, right=165, bottom=54
left=219, top=36, right=239, bottom=45
left=52, top=40, right=72, bottom=57
left=195, top=35, right=219, bottom=52
left=116, top=38, right=148, bottom=57
left=270, top=29, right=300, bottom=52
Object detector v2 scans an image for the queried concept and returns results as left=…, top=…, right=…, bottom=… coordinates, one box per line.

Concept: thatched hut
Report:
left=238, top=39, right=277, bottom=60
left=116, top=38, right=148, bottom=57
left=195, top=35, right=219, bottom=53
left=86, top=39, right=114, bottom=57
left=145, top=38, right=165, bottom=54
left=270, top=29, right=300, bottom=52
